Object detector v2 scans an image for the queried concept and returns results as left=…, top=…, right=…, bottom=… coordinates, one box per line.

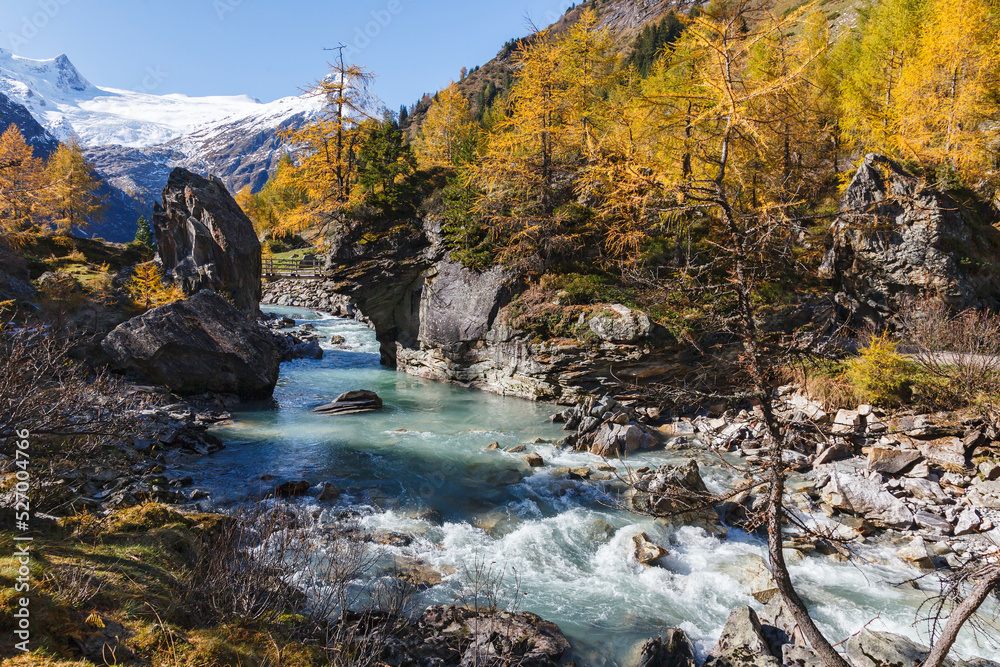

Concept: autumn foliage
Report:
left=0, top=126, right=105, bottom=242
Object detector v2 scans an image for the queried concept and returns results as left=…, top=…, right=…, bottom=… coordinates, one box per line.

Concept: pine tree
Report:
left=133, top=215, right=155, bottom=251
left=356, top=115, right=416, bottom=209
left=43, top=136, right=106, bottom=234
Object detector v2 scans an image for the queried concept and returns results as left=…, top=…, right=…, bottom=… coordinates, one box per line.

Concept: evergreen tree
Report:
left=398, top=104, right=409, bottom=125
left=133, top=215, right=155, bottom=249
left=356, top=115, right=416, bottom=210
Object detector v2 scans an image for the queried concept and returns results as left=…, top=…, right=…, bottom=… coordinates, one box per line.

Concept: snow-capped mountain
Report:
left=0, top=48, right=325, bottom=241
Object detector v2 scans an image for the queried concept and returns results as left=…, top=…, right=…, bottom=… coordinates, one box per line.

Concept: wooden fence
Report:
left=263, top=257, right=323, bottom=278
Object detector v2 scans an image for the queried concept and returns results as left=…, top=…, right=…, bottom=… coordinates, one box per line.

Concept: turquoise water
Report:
left=182, top=307, right=1000, bottom=666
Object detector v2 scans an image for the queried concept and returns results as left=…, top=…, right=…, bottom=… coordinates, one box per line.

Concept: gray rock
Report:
left=781, top=645, right=825, bottom=667
left=102, top=290, right=280, bottom=399
left=821, top=472, right=914, bottom=529
left=954, top=507, right=982, bottom=536
left=313, top=390, right=383, bottom=415
left=868, top=448, right=923, bottom=475
left=967, top=479, right=1000, bottom=508
left=588, top=304, right=653, bottom=343
left=844, top=630, right=931, bottom=667
left=904, top=478, right=950, bottom=503
left=820, top=154, right=1000, bottom=318
left=632, top=628, right=696, bottom=667
left=704, top=606, right=780, bottom=667
left=153, top=167, right=262, bottom=315
left=626, top=460, right=711, bottom=516
left=914, top=510, right=953, bottom=536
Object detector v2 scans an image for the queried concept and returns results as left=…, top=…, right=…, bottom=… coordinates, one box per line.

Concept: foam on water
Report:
left=184, top=307, right=1000, bottom=666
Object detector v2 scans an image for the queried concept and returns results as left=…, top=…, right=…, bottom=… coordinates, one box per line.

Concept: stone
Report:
left=819, top=154, right=1000, bottom=318
left=525, top=453, right=544, bottom=468
left=588, top=304, right=653, bottom=343
left=742, top=556, right=779, bottom=603
left=415, top=605, right=569, bottom=667
left=967, top=479, right=1000, bottom=509
left=821, top=472, right=914, bottom=529
left=954, top=507, right=982, bottom=536
left=313, top=390, right=383, bottom=415
left=844, top=629, right=931, bottom=667
left=868, top=448, right=923, bottom=475
left=914, top=510, right=952, bottom=536
left=626, top=460, right=711, bottom=516
left=704, top=606, right=780, bottom=667
left=898, top=536, right=934, bottom=568
left=831, top=409, right=862, bottom=434
left=903, top=478, right=950, bottom=503
left=917, top=437, right=968, bottom=469
left=153, top=167, right=262, bottom=315
left=979, top=461, right=1000, bottom=481
left=786, top=394, right=828, bottom=423
left=815, top=442, right=853, bottom=465
left=632, top=629, right=696, bottom=667
left=781, top=645, right=825, bottom=667
left=318, top=482, right=340, bottom=501
left=590, top=423, right=646, bottom=458
left=632, top=532, right=668, bottom=564
left=329, top=334, right=347, bottom=345
left=272, top=480, right=310, bottom=498
left=102, top=290, right=280, bottom=399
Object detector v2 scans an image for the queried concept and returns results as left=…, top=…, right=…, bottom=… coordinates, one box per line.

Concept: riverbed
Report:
left=183, top=307, right=999, bottom=665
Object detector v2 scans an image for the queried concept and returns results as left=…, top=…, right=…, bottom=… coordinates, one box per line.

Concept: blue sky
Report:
left=0, top=0, right=574, bottom=107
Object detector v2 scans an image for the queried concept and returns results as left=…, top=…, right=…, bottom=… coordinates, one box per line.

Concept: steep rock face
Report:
left=321, top=218, right=665, bottom=403
left=0, top=91, right=59, bottom=158
left=101, top=290, right=280, bottom=399
left=820, top=154, right=1000, bottom=318
left=153, top=168, right=262, bottom=315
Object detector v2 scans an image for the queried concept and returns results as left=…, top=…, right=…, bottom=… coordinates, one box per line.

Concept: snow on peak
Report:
left=0, top=48, right=321, bottom=149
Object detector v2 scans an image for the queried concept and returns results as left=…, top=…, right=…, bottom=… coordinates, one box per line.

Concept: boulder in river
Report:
left=101, top=290, right=280, bottom=399
left=413, top=605, right=569, bottom=667
left=703, top=606, right=780, bottom=667
left=631, top=628, right=696, bottom=667
left=632, top=532, right=668, bottom=565
left=153, top=167, right=262, bottom=315
left=313, top=390, right=383, bottom=415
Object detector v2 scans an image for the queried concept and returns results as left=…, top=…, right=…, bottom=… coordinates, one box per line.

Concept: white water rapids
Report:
left=181, top=307, right=1000, bottom=665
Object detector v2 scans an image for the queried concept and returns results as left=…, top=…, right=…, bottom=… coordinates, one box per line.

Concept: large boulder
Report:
left=819, top=154, right=1000, bottom=318
left=102, top=290, right=280, bottom=399
left=626, top=460, right=711, bottom=516
left=412, top=605, right=569, bottom=667
left=153, top=167, right=262, bottom=315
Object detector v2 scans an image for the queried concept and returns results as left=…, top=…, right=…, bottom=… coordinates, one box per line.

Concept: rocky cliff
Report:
left=820, top=154, right=1000, bottom=319
left=153, top=168, right=262, bottom=315
left=310, top=217, right=670, bottom=403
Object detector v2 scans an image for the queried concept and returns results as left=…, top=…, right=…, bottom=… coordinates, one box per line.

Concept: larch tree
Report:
left=895, top=0, right=1000, bottom=180
left=415, top=82, right=475, bottom=168
left=43, top=136, right=106, bottom=235
left=0, top=125, right=45, bottom=239
left=835, top=0, right=925, bottom=159
left=470, top=9, right=617, bottom=265
left=284, top=53, right=376, bottom=214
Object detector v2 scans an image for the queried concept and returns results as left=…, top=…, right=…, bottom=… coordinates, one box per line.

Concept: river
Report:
left=183, top=307, right=999, bottom=665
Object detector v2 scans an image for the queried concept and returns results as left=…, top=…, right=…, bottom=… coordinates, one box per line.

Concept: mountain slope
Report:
left=0, top=48, right=325, bottom=241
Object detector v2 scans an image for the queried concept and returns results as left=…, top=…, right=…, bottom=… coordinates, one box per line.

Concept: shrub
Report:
left=846, top=331, right=917, bottom=406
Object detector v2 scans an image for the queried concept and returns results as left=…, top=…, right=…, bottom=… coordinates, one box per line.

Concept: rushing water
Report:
left=183, top=307, right=999, bottom=665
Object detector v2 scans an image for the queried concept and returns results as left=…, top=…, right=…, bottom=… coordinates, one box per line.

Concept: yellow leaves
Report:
left=416, top=82, right=474, bottom=168
left=0, top=124, right=45, bottom=236
left=126, top=263, right=184, bottom=312
left=43, top=136, right=106, bottom=234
